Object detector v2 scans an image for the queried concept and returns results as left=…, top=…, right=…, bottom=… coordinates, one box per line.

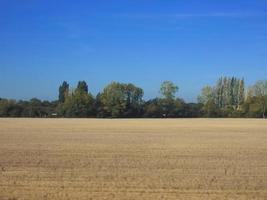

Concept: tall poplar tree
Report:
left=58, top=81, right=69, bottom=103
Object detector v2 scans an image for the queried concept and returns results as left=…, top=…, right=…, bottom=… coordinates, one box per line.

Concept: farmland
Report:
left=0, top=119, right=266, bottom=200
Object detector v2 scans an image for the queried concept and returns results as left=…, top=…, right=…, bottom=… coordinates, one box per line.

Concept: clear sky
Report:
left=0, top=0, right=267, bottom=102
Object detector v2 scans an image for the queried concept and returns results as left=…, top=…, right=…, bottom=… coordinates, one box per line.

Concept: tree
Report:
left=143, top=98, right=164, bottom=118
left=160, top=81, right=179, bottom=100
left=19, top=98, right=53, bottom=117
left=98, top=82, right=143, bottom=118
left=198, top=86, right=213, bottom=104
left=124, top=83, right=144, bottom=117
left=183, top=103, right=202, bottom=117
left=0, top=99, right=21, bottom=117
left=167, top=98, right=186, bottom=117
left=59, top=90, right=95, bottom=117
left=251, top=80, right=267, bottom=118
left=95, top=93, right=105, bottom=117
left=99, top=82, right=126, bottom=117
left=58, top=81, right=69, bottom=103
left=143, top=97, right=188, bottom=118
left=158, top=81, right=179, bottom=117
left=77, top=81, right=88, bottom=93
left=57, top=81, right=94, bottom=117
left=237, top=78, right=245, bottom=108
left=242, top=96, right=263, bottom=118
left=2, top=77, right=267, bottom=119
left=214, top=77, right=223, bottom=108
left=203, top=99, right=221, bottom=117
left=198, top=77, right=245, bottom=117
left=211, top=76, right=245, bottom=110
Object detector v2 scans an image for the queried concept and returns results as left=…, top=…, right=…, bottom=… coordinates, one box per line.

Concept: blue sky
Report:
left=0, top=0, right=267, bottom=102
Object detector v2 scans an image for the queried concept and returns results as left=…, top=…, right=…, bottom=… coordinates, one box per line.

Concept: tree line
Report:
left=0, top=77, right=266, bottom=118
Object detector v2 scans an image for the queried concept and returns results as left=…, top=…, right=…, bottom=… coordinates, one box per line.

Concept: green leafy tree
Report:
left=58, top=81, right=69, bottom=103
left=143, top=98, right=164, bottom=118
left=167, top=98, right=186, bottom=117
left=199, top=77, right=245, bottom=117
left=160, top=81, right=179, bottom=100
left=58, top=81, right=94, bottom=117
left=203, top=99, right=221, bottom=117
left=237, top=78, right=245, bottom=108
left=124, top=83, right=144, bottom=117
left=77, top=81, right=88, bottom=93
left=20, top=98, right=51, bottom=117
left=159, top=81, right=179, bottom=117
left=242, top=96, right=262, bottom=117
left=0, top=99, right=21, bottom=117
left=198, top=86, right=213, bottom=104
left=212, top=76, right=245, bottom=110
left=251, top=80, right=267, bottom=118
left=98, top=82, right=143, bottom=118
left=61, top=90, right=94, bottom=117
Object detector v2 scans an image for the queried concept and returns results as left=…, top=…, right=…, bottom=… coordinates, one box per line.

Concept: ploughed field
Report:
left=0, top=119, right=266, bottom=200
